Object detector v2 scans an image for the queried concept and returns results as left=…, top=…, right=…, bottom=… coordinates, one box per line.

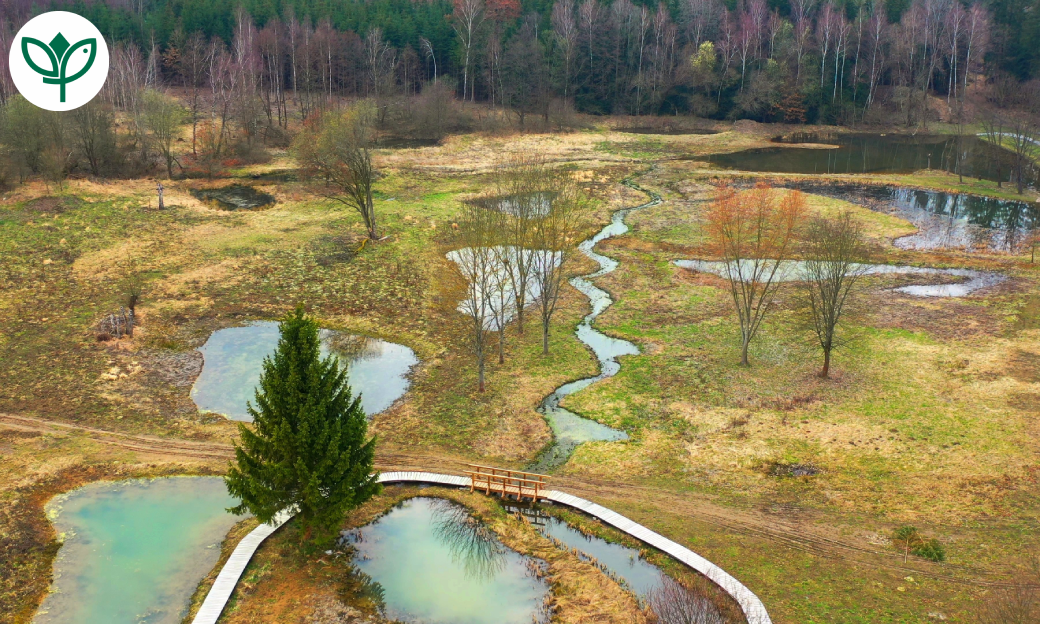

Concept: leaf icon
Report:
left=21, top=37, right=60, bottom=78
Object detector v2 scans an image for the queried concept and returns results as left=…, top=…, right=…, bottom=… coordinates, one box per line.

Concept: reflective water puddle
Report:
left=784, top=182, right=1039, bottom=252
left=35, top=478, right=241, bottom=624
left=707, top=133, right=1036, bottom=187
left=341, top=497, right=549, bottom=624
left=191, top=322, right=417, bottom=421
left=675, top=259, right=1005, bottom=297
left=539, top=515, right=666, bottom=598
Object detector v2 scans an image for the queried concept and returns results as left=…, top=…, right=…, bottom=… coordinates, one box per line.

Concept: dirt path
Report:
left=0, top=412, right=1015, bottom=590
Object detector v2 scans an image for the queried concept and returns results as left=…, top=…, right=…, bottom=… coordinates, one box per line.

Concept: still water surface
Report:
left=784, top=182, right=1039, bottom=251
left=35, top=478, right=240, bottom=624
left=343, top=497, right=549, bottom=624
left=708, top=133, right=1036, bottom=187
left=191, top=322, right=417, bottom=421
left=674, top=259, right=1005, bottom=297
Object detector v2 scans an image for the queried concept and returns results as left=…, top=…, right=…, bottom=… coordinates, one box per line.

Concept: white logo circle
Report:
left=8, top=11, right=110, bottom=111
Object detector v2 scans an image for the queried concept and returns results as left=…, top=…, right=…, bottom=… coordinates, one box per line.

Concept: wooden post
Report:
left=157, top=182, right=165, bottom=210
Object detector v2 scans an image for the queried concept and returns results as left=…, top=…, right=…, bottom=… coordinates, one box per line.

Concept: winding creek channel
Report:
left=532, top=181, right=662, bottom=471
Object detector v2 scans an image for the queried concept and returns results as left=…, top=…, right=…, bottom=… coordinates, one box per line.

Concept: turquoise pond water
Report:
left=35, top=478, right=241, bottom=624
left=191, top=321, right=418, bottom=421
left=343, top=497, right=549, bottom=624
left=539, top=515, right=666, bottom=598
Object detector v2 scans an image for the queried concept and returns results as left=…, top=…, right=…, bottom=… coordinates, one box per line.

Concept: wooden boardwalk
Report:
left=465, top=464, right=550, bottom=502
left=191, top=471, right=771, bottom=624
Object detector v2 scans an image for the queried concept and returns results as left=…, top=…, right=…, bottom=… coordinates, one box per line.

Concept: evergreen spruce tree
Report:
left=225, top=305, right=380, bottom=544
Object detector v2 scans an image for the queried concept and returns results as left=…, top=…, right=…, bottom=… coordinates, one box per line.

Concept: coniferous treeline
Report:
left=0, top=0, right=1038, bottom=124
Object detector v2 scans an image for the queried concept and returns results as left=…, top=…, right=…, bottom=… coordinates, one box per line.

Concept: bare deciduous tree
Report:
left=175, top=31, right=213, bottom=156
left=705, top=184, right=805, bottom=366
left=71, top=100, right=118, bottom=177
left=974, top=557, right=1040, bottom=624
left=490, top=154, right=550, bottom=334
left=646, top=578, right=725, bottom=624
left=532, top=172, right=589, bottom=356
left=117, top=253, right=145, bottom=337
left=450, top=202, right=501, bottom=392
left=1006, top=118, right=1038, bottom=195
left=799, top=211, right=869, bottom=378
left=294, top=101, right=380, bottom=239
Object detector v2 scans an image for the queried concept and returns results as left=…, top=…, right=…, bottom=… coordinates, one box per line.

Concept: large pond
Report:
left=707, top=133, right=1037, bottom=187
left=784, top=182, right=1039, bottom=251
left=192, top=322, right=418, bottom=421
left=35, top=478, right=240, bottom=624
left=675, top=259, right=1005, bottom=297
left=341, top=497, right=549, bottom=624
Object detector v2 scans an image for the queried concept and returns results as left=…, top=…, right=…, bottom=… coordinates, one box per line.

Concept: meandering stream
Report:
left=531, top=181, right=662, bottom=471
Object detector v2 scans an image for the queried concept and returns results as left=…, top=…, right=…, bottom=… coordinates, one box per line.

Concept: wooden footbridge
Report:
left=464, top=463, right=550, bottom=502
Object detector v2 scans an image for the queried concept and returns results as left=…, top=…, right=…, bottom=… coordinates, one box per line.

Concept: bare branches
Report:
left=449, top=202, right=502, bottom=392
left=799, top=211, right=870, bottom=378
left=647, top=577, right=726, bottom=624
left=532, top=171, right=589, bottom=356
left=705, top=184, right=805, bottom=366
left=293, top=102, right=379, bottom=239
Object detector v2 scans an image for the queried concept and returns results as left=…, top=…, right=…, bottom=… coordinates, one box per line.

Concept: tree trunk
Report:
left=498, top=327, right=505, bottom=364
left=478, top=356, right=485, bottom=392
left=542, top=324, right=549, bottom=356
left=820, top=347, right=831, bottom=378
left=740, top=336, right=750, bottom=367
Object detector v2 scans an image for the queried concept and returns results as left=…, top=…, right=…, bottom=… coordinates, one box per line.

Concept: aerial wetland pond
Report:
left=35, top=478, right=240, bottom=624
left=191, top=321, right=418, bottom=421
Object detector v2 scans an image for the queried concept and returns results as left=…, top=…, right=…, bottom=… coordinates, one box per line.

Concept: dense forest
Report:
left=1, top=0, right=1038, bottom=124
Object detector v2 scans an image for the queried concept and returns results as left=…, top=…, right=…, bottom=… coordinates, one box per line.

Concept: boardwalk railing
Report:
left=464, top=464, right=549, bottom=502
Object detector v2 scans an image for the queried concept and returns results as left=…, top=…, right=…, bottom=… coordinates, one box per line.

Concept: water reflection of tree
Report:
left=323, top=332, right=380, bottom=364
left=339, top=565, right=387, bottom=615
left=429, top=498, right=508, bottom=581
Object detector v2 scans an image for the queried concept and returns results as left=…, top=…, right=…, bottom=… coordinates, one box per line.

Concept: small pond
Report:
left=191, top=185, right=276, bottom=210
left=341, top=497, right=549, bottom=624
left=675, top=259, right=1005, bottom=297
left=372, top=137, right=442, bottom=149
left=191, top=322, right=418, bottom=421
left=784, top=182, right=1039, bottom=251
left=539, top=514, right=666, bottom=598
left=707, top=133, right=1036, bottom=188
left=446, top=246, right=560, bottom=329
left=615, top=127, right=718, bottom=135
left=476, top=192, right=554, bottom=217
left=35, top=478, right=241, bottom=624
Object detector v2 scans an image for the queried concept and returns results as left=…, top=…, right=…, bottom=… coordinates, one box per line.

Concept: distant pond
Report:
left=675, top=259, right=1006, bottom=297
left=783, top=182, right=1039, bottom=251
left=190, top=185, right=275, bottom=210
left=35, top=478, right=240, bottom=624
left=191, top=322, right=417, bottom=421
left=341, top=497, right=549, bottom=624
left=707, top=133, right=1037, bottom=188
